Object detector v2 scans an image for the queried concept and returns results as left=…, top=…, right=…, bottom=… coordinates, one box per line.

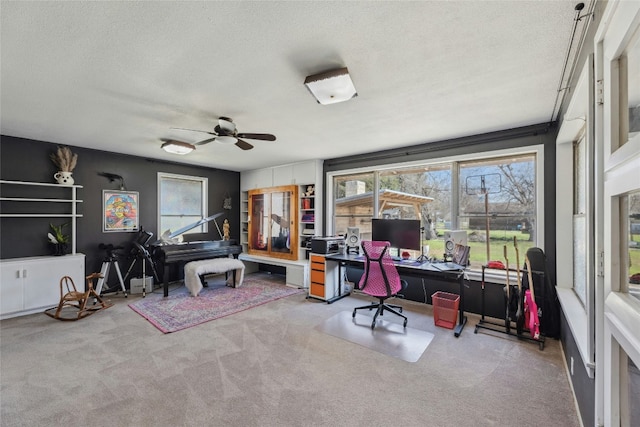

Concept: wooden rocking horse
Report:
left=45, top=273, right=112, bottom=320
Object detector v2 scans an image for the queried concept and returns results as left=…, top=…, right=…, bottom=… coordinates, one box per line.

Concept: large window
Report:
left=334, top=172, right=375, bottom=241
left=157, top=173, right=208, bottom=238
left=379, top=164, right=452, bottom=238
left=459, top=155, right=536, bottom=267
left=329, top=150, right=539, bottom=269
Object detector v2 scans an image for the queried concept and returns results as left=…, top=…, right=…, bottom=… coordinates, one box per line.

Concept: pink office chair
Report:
left=353, top=240, right=408, bottom=329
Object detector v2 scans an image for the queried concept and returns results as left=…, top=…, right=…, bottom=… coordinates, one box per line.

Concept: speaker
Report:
left=346, top=227, right=360, bottom=252
left=443, top=230, right=468, bottom=256
left=130, top=276, right=154, bottom=295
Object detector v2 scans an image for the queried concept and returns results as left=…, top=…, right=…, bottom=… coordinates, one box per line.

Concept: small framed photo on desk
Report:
left=452, top=244, right=470, bottom=266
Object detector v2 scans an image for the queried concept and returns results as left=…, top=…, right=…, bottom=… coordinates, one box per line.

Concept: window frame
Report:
left=555, top=57, right=597, bottom=378
left=325, top=144, right=544, bottom=282
left=157, top=172, right=208, bottom=239
left=595, top=2, right=640, bottom=424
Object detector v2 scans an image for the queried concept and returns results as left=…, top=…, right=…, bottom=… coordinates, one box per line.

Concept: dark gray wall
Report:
left=0, top=136, right=240, bottom=281
left=561, top=311, right=595, bottom=427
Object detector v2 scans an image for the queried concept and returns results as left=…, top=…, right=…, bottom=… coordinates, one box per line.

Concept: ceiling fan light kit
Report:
left=215, top=135, right=237, bottom=144
left=161, top=139, right=196, bottom=155
left=304, top=67, right=357, bottom=105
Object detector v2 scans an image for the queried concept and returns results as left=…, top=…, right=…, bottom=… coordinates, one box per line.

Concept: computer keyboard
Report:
left=432, top=262, right=465, bottom=271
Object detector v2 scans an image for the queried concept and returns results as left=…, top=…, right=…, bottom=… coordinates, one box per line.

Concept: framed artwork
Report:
left=103, top=190, right=139, bottom=232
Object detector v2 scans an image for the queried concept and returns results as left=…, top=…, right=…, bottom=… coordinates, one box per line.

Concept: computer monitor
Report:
left=371, top=218, right=421, bottom=251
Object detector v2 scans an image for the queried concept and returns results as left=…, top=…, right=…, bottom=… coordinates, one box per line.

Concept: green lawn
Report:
left=425, top=231, right=640, bottom=275
left=426, top=231, right=536, bottom=267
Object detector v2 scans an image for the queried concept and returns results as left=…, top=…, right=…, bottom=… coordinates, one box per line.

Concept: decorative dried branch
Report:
left=50, top=146, right=78, bottom=172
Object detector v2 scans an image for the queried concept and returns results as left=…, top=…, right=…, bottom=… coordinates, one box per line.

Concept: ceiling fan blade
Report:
left=235, top=138, right=254, bottom=150
left=194, top=137, right=217, bottom=146
left=170, top=127, right=216, bottom=136
left=236, top=133, right=276, bottom=141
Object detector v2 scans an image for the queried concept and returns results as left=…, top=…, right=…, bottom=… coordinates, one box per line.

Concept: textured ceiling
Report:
left=1, top=1, right=578, bottom=172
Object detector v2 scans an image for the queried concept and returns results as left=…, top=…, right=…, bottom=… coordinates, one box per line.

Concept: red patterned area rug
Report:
left=128, top=273, right=304, bottom=333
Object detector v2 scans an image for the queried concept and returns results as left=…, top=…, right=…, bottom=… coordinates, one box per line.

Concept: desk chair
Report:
left=353, top=240, right=408, bottom=329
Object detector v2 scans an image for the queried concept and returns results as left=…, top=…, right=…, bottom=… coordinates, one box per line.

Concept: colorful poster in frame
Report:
left=103, top=190, right=139, bottom=232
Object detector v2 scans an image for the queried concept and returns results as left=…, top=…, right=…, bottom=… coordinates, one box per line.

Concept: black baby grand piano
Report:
left=151, top=213, right=242, bottom=297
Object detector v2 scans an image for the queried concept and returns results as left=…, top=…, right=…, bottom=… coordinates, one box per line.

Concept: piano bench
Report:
left=184, top=258, right=245, bottom=297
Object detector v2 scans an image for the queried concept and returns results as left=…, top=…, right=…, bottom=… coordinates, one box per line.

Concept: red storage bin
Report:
left=432, top=291, right=460, bottom=329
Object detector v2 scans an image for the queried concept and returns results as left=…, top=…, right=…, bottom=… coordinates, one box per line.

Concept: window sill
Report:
left=464, top=269, right=521, bottom=285
left=556, top=287, right=595, bottom=378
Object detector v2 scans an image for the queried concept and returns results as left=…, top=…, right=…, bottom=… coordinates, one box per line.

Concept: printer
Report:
left=310, top=237, right=344, bottom=255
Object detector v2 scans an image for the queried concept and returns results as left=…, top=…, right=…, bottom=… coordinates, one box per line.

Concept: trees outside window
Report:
left=459, top=154, right=536, bottom=267
left=330, top=152, right=537, bottom=269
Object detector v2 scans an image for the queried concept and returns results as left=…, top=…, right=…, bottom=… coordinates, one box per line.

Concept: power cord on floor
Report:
left=421, top=277, right=428, bottom=304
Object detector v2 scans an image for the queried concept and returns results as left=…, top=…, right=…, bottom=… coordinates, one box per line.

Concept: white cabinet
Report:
left=241, top=168, right=273, bottom=191
left=1, top=265, right=24, bottom=314
left=242, top=160, right=323, bottom=189
left=292, top=161, right=319, bottom=185
left=0, top=180, right=86, bottom=318
left=0, top=254, right=85, bottom=319
left=273, top=160, right=320, bottom=186
left=272, top=165, right=293, bottom=187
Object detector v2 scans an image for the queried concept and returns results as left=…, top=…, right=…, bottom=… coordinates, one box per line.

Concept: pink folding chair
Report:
left=353, top=240, right=408, bottom=329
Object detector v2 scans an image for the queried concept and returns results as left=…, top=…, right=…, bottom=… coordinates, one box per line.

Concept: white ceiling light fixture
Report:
left=161, top=139, right=195, bottom=155
left=304, top=67, right=357, bottom=105
left=215, top=135, right=237, bottom=144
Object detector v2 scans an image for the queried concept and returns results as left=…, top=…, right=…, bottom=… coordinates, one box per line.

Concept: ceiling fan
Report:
left=172, top=117, right=276, bottom=151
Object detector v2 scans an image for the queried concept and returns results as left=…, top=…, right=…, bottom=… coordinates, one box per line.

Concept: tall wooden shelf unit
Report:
left=240, top=193, right=249, bottom=253
left=299, top=184, right=316, bottom=260
left=239, top=160, right=321, bottom=288
left=240, top=159, right=322, bottom=263
left=247, top=185, right=298, bottom=260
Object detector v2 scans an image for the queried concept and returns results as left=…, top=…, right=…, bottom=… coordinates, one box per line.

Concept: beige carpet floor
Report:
left=0, top=272, right=580, bottom=427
